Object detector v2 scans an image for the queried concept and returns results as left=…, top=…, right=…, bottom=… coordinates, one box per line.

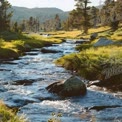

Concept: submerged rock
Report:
left=12, top=78, right=44, bottom=86
left=12, top=79, right=36, bottom=86
left=46, top=76, right=87, bottom=97
left=89, top=105, right=121, bottom=111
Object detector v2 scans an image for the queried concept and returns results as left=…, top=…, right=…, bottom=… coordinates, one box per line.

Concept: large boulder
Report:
left=46, top=76, right=87, bottom=97
left=94, top=38, right=114, bottom=47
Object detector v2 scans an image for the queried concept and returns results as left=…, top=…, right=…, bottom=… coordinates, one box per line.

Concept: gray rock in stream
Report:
left=94, top=38, right=114, bottom=47
left=46, top=76, right=87, bottom=97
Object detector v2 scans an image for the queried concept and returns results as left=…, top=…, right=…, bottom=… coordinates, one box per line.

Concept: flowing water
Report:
left=0, top=40, right=122, bottom=122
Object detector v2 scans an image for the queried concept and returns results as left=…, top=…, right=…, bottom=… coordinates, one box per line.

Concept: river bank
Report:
left=0, top=26, right=122, bottom=122
left=55, top=26, right=122, bottom=92
left=0, top=31, right=62, bottom=60
left=0, top=39, right=122, bottom=122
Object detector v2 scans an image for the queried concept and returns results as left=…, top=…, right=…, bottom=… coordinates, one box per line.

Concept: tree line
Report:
left=0, top=0, right=122, bottom=33
left=0, top=0, right=61, bottom=32
left=63, top=0, right=122, bottom=33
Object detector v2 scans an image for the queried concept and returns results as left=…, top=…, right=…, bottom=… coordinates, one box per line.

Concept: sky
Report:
left=8, top=0, right=105, bottom=11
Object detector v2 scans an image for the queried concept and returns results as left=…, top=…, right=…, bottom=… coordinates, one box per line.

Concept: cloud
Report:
left=8, top=0, right=104, bottom=11
left=8, top=0, right=74, bottom=11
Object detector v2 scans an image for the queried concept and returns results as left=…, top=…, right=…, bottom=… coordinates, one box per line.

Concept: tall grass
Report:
left=55, top=46, right=122, bottom=81
left=0, top=101, right=26, bottom=122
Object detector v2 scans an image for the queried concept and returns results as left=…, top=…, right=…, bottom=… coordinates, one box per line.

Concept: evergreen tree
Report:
left=13, top=21, right=19, bottom=32
left=74, top=0, right=91, bottom=34
left=54, top=14, right=61, bottom=30
left=29, top=16, right=34, bottom=32
left=70, top=9, right=83, bottom=30
left=0, top=0, right=12, bottom=31
left=62, top=19, right=71, bottom=31
left=42, top=14, right=61, bottom=31
left=100, top=0, right=121, bottom=31
left=20, top=20, right=26, bottom=32
left=90, top=6, right=99, bottom=28
left=115, top=0, right=122, bottom=22
left=27, top=17, right=40, bottom=32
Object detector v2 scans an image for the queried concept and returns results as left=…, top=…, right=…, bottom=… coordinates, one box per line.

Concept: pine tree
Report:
left=100, top=0, right=121, bottom=31
left=75, top=0, right=91, bottom=34
left=13, top=21, right=19, bottom=32
left=54, top=14, right=61, bottom=31
left=20, top=20, right=26, bottom=32
left=115, top=0, right=122, bottom=22
left=0, top=0, right=12, bottom=31
left=62, top=19, right=71, bottom=31
left=90, top=6, right=99, bottom=28
left=70, top=9, right=83, bottom=30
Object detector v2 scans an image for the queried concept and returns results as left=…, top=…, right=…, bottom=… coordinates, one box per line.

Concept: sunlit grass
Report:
left=0, top=101, right=26, bottom=122
left=50, top=30, right=81, bottom=39
left=0, top=32, right=63, bottom=59
left=88, top=26, right=110, bottom=34
left=26, top=33, right=62, bottom=44
left=0, top=25, right=121, bottom=60
left=50, top=26, right=111, bottom=39
left=110, top=27, right=122, bottom=41
left=55, top=45, right=122, bottom=80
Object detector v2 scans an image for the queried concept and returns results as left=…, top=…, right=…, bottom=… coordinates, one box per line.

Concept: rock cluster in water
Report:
left=46, top=76, right=87, bottom=97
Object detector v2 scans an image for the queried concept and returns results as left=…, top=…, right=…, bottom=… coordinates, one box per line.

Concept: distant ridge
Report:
left=10, top=6, right=69, bottom=23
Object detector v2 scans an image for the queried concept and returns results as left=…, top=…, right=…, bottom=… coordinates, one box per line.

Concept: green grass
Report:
left=0, top=101, right=26, bottom=122
left=55, top=46, right=122, bottom=81
left=0, top=26, right=121, bottom=60
left=0, top=31, right=62, bottom=60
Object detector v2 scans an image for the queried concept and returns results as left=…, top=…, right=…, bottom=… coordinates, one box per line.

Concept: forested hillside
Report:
left=10, top=6, right=69, bottom=23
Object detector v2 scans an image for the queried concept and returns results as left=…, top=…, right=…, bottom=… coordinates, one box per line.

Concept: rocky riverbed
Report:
left=0, top=40, right=122, bottom=122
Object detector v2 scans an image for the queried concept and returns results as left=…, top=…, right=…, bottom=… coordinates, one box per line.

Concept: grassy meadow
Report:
left=0, top=31, right=62, bottom=60
left=0, top=25, right=121, bottom=60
